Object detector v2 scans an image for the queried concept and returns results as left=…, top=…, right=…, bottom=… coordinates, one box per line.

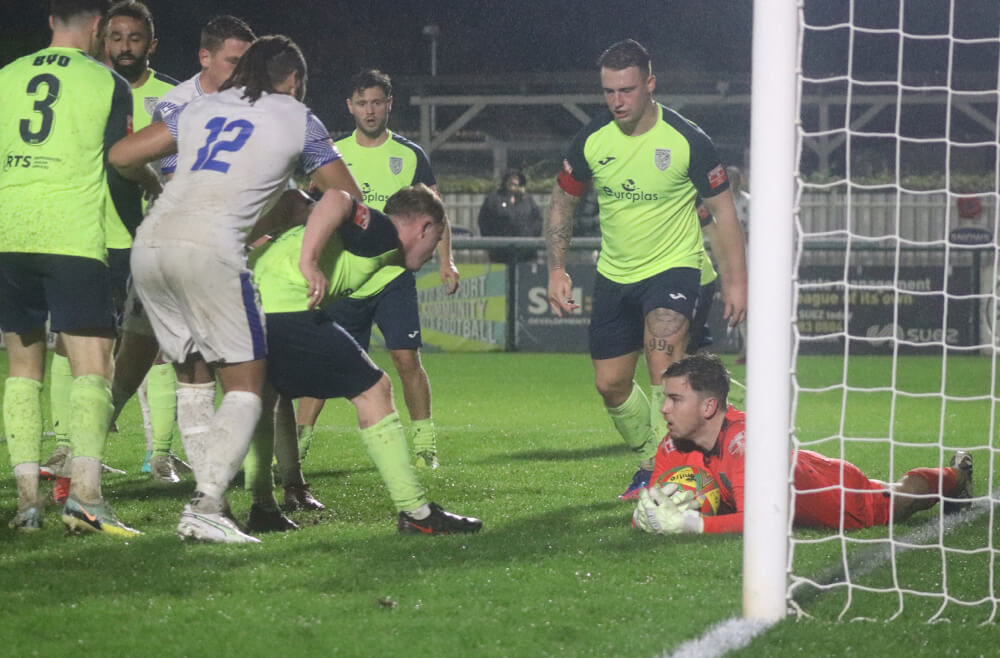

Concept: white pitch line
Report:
left=659, top=618, right=773, bottom=658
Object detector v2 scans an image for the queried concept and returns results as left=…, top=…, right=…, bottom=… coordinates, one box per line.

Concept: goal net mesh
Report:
left=786, top=0, right=999, bottom=623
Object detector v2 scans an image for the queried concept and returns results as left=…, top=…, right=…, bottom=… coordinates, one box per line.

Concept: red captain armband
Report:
left=707, top=164, right=728, bottom=190
left=557, top=159, right=587, bottom=197
left=352, top=202, right=371, bottom=229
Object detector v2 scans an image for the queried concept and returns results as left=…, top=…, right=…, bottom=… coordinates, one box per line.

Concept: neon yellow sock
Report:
left=146, top=363, right=177, bottom=456
left=297, top=424, right=314, bottom=461
left=360, top=412, right=427, bottom=512
left=69, top=375, right=112, bottom=460
left=607, top=382, right=657, bottom=464
left=49, top=353, right=73, bottom=449
left=243, top=416, right=274, bottom=497
left=4, top=377, right=43, bottom=466
left=408, top=417, right=436, bottom=454
left=649, top=384, right=667, bottom=445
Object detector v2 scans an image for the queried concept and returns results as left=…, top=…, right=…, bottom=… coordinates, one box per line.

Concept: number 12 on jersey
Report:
left=191, top=116, right=254, bottom=173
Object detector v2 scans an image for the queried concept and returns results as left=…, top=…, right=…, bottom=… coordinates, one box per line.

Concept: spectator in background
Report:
left=727, top=166, right=750, bottom=365
left=478, top=168, right=543, bottom=263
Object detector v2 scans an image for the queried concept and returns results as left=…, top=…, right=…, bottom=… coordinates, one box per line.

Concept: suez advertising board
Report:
left=797, top=264, right=976, bottom=353
left=516, top=263, right=594, bottom=352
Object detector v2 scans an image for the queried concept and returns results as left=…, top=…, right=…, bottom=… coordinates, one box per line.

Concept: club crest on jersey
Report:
left=353, top=203, right=371, bottom=229
left=143, top=97, right=160, bottom=117
left=388, top=156, right=403, bottom=175
left=654, top=148, right=671, bottom=171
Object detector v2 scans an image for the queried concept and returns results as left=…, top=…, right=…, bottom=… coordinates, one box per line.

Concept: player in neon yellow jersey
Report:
left=249, top=184, right=482, bottom=534
left=0, top=0, right=149, bottom=536
left=42, top=0, right=182, bottom=492
left=545, top=39, right=747, bottom=501
left=295, top=69, right=459, bottom=472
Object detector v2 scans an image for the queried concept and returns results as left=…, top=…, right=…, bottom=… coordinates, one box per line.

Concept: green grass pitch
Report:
left=1, top=351, right=998, bottom=655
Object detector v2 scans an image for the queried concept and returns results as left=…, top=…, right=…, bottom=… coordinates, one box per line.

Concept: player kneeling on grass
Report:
left=249, top=184, right=482, bottom=534
left=633, top=353, right=974, bottom=535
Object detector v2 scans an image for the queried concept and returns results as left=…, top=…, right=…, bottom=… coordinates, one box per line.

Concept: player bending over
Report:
left=633, top=353, right=974, bottom=535
left=110, top=35, right=359, bottom=543
left=248, top=184, right=482, bottom=535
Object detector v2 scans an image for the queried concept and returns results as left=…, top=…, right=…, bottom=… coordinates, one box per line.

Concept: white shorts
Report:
left=120, top=284, right=156, bottom=337
left=130, top=244, right=267, bottom=365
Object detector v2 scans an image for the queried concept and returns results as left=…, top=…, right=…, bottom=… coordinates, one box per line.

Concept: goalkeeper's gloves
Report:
left=633, top=483, right=704, bottom=535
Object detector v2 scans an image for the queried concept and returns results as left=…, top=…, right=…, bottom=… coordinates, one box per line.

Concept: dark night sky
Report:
left=2, top=1, right=997, bottom=173
left=2, top=1, right=755, bottom=86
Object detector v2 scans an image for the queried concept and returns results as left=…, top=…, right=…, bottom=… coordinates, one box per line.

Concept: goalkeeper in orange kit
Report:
left=633, top=353, right=974, bottom=535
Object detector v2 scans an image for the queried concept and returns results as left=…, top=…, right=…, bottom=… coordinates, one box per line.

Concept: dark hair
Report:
left=598, top=39, right=651, bottom=76
left=349, top=69, right=392, bottom=98
left=104, top=0, right=153, bottom=39
left=663, top=353, right=730, bottom=406
left=50, top=0, right=111, bottom=22
left=384, top=183, right=445, bottom=226
left=500, top=168, right=526, bottom=189
left=220, top=35, right=307, bottom=104
left=200, top=15, right=256, bottom=53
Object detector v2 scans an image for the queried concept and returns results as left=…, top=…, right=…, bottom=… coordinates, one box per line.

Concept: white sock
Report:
left=176, top=382, right=217, bottom=486
left=198, top=391, right=262, bottom=501
left=137, top=376, right=154, bottom=453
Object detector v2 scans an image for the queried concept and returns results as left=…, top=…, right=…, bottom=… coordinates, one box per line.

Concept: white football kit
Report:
left=131, top=87, right=339, bottom=364
left=121, top=73, right=205, bottom=337
left=153, top=72, right=205, bottom=176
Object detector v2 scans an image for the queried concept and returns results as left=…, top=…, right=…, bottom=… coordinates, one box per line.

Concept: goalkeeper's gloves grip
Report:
left=633, top=483, right=704, bottom=535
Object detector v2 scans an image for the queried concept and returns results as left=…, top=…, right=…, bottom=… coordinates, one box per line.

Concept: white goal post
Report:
left=743, top=0, right=797, bottom=621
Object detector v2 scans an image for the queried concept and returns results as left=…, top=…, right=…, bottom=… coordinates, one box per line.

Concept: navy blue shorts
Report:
left=107, top=247, right=131, bottom=325
left=324, top=270, right=421, bottom=351
left=688, top=279, right=718, bottom=353
left=265, top=310, right=384, bottom=400
left=0, top=253, right=115, bottom=334
left=589, top=267, right=700, bottom=360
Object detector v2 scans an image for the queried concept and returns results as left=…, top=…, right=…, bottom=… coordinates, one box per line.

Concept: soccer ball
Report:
left=651, top=465, right=721, bottom=515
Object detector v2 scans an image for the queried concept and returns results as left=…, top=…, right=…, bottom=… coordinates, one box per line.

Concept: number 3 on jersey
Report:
left=191, top=116, right=254, bottom=173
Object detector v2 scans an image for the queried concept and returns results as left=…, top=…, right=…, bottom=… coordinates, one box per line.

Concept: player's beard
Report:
left=113, top=54, right=147, bottom=84
left=358, top=116, right=389, bottom=141
left=671, top=437, right=699, bottom=453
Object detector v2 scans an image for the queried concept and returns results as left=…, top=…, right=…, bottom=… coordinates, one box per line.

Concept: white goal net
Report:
left=771, top=0, right=1000, bottom=623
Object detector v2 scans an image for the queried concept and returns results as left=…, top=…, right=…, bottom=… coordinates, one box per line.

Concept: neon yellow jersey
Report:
left=104, top=68, right=178, bottom=249
left=334, top=130, right=435, bottom=298
left=560, top=103, right=729, bottom=284
left=0, top=47, right=133, bottom=262
left=131, top=69, right=177, bottom=132
left=252, top=201, right=402, bottom=313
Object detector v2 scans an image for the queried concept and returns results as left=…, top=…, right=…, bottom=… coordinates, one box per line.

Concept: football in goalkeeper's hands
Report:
left=651, top=465, right=720, bottom=515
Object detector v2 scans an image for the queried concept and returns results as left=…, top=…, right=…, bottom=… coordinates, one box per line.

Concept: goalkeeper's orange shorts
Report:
left=791, top=450, right=891, bottom=530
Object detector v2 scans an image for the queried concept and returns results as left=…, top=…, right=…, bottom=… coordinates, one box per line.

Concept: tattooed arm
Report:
left=546, top=182, right=584, bottom=316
